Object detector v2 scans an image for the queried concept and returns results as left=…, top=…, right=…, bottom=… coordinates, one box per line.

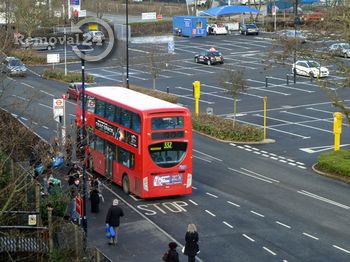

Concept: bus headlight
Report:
left=186, top=173, right=192, bottom=188
left=143, top=177, right=149, bottom=191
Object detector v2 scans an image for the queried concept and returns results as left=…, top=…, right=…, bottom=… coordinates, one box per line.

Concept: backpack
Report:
left=162, top=251, right=168, bottom=261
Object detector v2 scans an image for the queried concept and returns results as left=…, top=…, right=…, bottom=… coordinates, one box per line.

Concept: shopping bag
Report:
left=109, top=226, right=116, bottom=237
left=105, top=227, right=111, bottom=239
left=52, top=156, right=64, bottom=168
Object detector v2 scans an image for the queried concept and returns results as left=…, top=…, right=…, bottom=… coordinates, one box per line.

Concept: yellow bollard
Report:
left=193, top=81, right=201, bottom=118
left=263, top=96, right=267, bottom=141
left=333, top=112, right=342, bottom=151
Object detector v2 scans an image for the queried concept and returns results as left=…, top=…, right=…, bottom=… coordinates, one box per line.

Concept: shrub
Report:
left=130, top=20, right=172, bottom=36
left=42, top=69, right=94, bottom=83
left=41, top=188, right=70, bottom=223
left=316, top=150, right=350, bottom=177
left=129, top=84, right=178, bottom=104
left=192, top=113, right=263, bottom=142
left=8, top=49, right=46, bottom=65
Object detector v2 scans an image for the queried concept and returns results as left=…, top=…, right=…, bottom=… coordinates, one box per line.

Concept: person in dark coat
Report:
left=163, top=242, right=179, bottom=262
left=90, top=188, right=100, bottom=213
left=184, top=224, right=199, bottom=262
left=105, top=199, right=124, bottom=245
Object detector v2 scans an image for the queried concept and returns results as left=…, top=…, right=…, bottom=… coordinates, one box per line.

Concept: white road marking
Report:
left=241, top=168, right=280, bottom=183
left=261, top=150, right=268, bottom=154
left=227, top=201, right=240, bottom=207
left=206, top=192, right=218, bottom=198
left=39, top=90, right=55, bottom=97
left=288, top=162, right=297, bottom=166
left=129, top=194, right=141, bottom=202
left=297, top=190, right=350, bottom=209
left=270, top=157, right=278, bottom=160
left=262, top=154, right=269, bottom=157
left=193, top=149, right=223, bottom=161
left=237, top=146, right=244, bottom=149
left=189, top=200, right=198, bottom=206
left=332, top=245, right=350, bottom=254
left=298, top=166, right=307, bottom=169
left=276, top=221, right=291, bottom=229
left=263, top=247, right=277, bottom=256
left=193, top=155, right=212, bottom=163
left=296, top=161, right=304, bottom=165
left=300, top=144, right=350, bottom=154
left=244, top=148, right=252, bottom=152
left=205, top=210, right=216, bottom=217
left=229, top=167, right=273, bottom=184
left=11, top=95, right=29, bottom=101
left=69, top=113, right=75, bottom=117
left=32, top=121, right=38, bottom=125
left=302, top=232, right=319, bottom=240
left=287, top=159, right=295, bottom=162
left=250, top=210, right=265, bottom=218
left=242, top=234, right=255, bottom=242
left=253, top=151, right=261, bottom=155
left=223, top=221, right=234, bottom=229
left=21, top=82, right=34, bottom=88
left=39, top=103, right=52, bottom=109
left=20, top=117, right=28, bottom=121
left=42, top=126, right=49, bottom=129
left=279, top=160, right=287, bottom=163
left=192, top=186, right=197, bottom=190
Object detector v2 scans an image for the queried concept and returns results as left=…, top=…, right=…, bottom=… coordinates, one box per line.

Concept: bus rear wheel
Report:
left=122, top=175, right=130, bottom=195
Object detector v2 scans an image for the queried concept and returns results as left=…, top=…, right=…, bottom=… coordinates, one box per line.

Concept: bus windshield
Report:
left=149, top=142, right=187, bottom=168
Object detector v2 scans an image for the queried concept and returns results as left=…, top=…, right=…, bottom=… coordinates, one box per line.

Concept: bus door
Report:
left=105, top=142, right=116, bottom=180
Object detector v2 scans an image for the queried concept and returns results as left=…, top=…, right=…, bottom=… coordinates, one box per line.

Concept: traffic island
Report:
left=312, top=150, right=350, bottom=184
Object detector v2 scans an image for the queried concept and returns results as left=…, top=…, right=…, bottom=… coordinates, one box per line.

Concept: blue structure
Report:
left=199, top=5, right=260, bottom=17
left=172, top=16, right=207, bottom=37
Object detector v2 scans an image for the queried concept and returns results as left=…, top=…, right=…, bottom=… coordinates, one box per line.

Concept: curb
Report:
left=312, top=163, right=350, bottom=184
left=193, top=129, right=276, bottom=145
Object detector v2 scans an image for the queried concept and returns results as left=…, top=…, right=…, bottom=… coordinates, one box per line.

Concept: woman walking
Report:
left=90, top=188, right=100, bottom=213
left=184, top=224, right=199, bottom=262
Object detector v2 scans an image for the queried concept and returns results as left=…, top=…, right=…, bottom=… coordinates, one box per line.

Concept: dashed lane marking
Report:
left=193, top=149, right=223, bottom=162
left=242, top=234, right=255, bottom=242
left=223, top=221, right=234, bottom=228
left=193, top=155, right=212, bottom=163
left=189, top=200, right=198, bottom=206
left=192, top=186, right=197, bottom=190
left=332, top=245, right=350, bottom=254
left=263, top=247, right=277, bottom=256
left=21, top=82, right=34, bottom=88
left=275, top=221, right=291, bottom=229
left=302, top=232, right=319, bottom=240
left=205, top=210, right=216, bottom=217
left=227, top=201, right=240, bottom=207
left=206, top=192, right=218, bottom=198
left=42, top=126, right=49, bottom=130
left=250, top=210, right=265, bottom=218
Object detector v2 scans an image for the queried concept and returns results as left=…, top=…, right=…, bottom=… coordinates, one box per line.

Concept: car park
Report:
left=329, top=43, right=350, bottom=58
left=239, top=23, right=259, bottom=35
left=67, top=82, right=91, bottom=100
left=194, top=47, right=224, bottom=65
left=292, top=60, right=329, bottom=78
left=1, top=57, right=27, bottom=76
left=20, top=37, right=55, bottom=50
left=279, top=30, right=307, bottom=43
left=207, top=24, right=228, bottom=35
left=83, top=31, right=105, bottom=43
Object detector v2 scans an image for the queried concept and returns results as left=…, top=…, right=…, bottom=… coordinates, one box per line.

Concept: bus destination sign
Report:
left=95, top=119, right=138, bottom=148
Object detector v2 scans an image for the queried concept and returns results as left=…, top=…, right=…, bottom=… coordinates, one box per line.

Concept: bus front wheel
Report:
left=122, top=175, right=130, bottom=195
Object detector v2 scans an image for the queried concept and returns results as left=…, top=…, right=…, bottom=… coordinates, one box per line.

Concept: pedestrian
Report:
left=105, top=199, right=124, bottom=245
left=95, top=176, right=104, bottom=203
left=90, top=188, right=100, bottom=213
left=162, top=242, right=180, bottom=262
left=184, top=224, right=199, bottom=262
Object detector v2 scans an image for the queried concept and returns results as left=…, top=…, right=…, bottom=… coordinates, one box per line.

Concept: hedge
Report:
left=42, top=69, right=94, bottom=83
left=130, top=20, right=172, bottom=37
left=8, top=49, right=46, bottom=65
left=192, top=113, right=263, bottom=142
left=316, top=150, right=350, bottom=178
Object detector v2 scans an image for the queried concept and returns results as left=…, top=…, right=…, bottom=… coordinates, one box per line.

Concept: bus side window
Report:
left=132, top=113, right=141, bottom=133
left=114, top=106, right=121, bottom=124
left=95, top=99, right=105, bottom=118
left=95, top=136, right=104, bottom=153
left=105, top=103, right=115, bottom=122
left=88, top=132, right=95, bottom=149
left=117, top=147, right=134, bottom=169
left=121, top=109, right=131, bottom=128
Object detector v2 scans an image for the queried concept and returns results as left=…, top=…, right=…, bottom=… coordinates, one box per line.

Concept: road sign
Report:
left=78, top=9, right=86, bottom=17
left=142, top=12, right=156, bottom=20
left=53, top=98, right=64, bottom=122
left=206, top=107, right=213, bottom=115
left=272, top=5, right=278, bottom=16
left=76, top=196, right=83, bottom=218
left=28, top=215, right=37, bottom=226
left=168, top=41, right=175, bottom=54
left=47, top=54, right=60, bottom=64
left=157, top=14, right=163, bottom=20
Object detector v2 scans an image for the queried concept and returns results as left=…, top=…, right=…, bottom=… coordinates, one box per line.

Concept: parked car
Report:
left=329, top=43, right=350, bottom=58
left=207, top=24, right=228, bottom=35
left=194, top=47, right=224, bottom=65
left=279, top=30, right=307, bottom=43
left=67, top=82, right=91, bottom=100
left=21, top=37, right=55, bottom=50
left=239, top=23, right=259, bottom=35
left=292, top=60, right=329, bottom=78
left=83, top=31, right=105, bottom=43
left=1, top=57, right=27, bottom=76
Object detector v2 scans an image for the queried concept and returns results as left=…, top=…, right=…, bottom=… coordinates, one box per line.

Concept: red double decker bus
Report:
left=76, top=86, right=192, bottom=198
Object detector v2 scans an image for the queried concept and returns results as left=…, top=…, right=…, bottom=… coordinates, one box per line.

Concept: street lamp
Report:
left=72, top=43, right=93, bottom=251
left=126, top=0, right=129, bottom=89
left=293, top=0, right=299, bottom=84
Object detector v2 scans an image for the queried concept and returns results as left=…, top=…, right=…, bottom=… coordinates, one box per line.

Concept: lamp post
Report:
left=126, top=0, right=129, bottom=89
left=293, top=0, right=299, bottom=84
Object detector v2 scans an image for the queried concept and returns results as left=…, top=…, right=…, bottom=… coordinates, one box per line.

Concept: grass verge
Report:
left=316, top=150, right=350, bottom=182
left=42, top=69, right=94, bottom=83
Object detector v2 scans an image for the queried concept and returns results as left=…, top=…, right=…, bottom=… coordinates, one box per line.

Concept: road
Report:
left=1, top=33, right=350, bottom=261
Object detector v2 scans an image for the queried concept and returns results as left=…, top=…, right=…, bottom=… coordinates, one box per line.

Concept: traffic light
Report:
left=193, top=81, right=200, bottom=99
left=333, top=112, right=342, bottom=134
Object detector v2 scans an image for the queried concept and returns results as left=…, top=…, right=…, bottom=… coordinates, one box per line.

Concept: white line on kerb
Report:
left=223, top=221, right=234, bottom=229
left=302, top=232, right=319, bottom=240
left=189, top=200, right=198, bottom=206
left=263, top=247, right=277, bottom=256
left=205, top=210, right=216, bottom=217
left=276, top=221, right=291, bottom=229
left=332, top=245, right=350, bottom=254
left=242, top=234, right=255, bottom=242
left=250, top=210, right=265, bottom=218
left=206, top=192, right=218, bottom=198
left=227, top=201, right=240, bottom=207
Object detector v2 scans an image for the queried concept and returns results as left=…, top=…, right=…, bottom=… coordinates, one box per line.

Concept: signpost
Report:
left=53, top=97, right=66, bottom=144
left=47, top=53, right=60, bottom=70
left=141, top=12, right=156, bottom=20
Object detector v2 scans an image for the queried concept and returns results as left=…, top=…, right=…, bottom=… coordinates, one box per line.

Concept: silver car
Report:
left=83, top=31, right=105, bottom=43
left=329, top=43, right=350, bottom=58
left=1, top=57, right=27, bottom=76
left=21, top=37, right=55, bottom=50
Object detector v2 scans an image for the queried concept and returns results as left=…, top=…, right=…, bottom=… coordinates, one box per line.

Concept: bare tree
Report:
left=220, top=67, right=248, bottom=127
